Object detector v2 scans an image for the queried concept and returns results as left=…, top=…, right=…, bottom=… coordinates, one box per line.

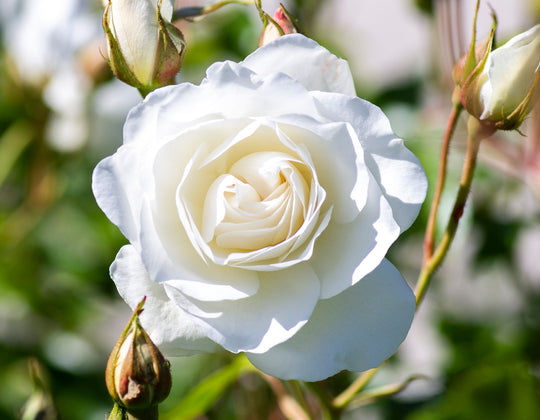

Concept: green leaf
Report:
left=160, top=354, right=255, bottom=420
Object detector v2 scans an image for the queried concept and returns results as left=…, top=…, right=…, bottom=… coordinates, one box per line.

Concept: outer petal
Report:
left=312, top=174, right=400, bottom=299
left=274, top=118, right=370, bottom=224
left=246, top=259, right=415, bottom=381
left=242, top=34, right=356, bottom=96
left=110, top=245, right=218, bottom=355
left=120, top=54, right=346, bottom=151
left=92, top=146, right=144, bottom=245
left=312, top=91, right=427, bottom=231
left=139, top=200, right=260, bottom=301
left=164, top=262, right=321, bottom=354
left=123, top=61, right=321, bottom=138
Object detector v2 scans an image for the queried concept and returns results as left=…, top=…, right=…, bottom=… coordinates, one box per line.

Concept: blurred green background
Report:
left=1, top=0, right=540, bottom=419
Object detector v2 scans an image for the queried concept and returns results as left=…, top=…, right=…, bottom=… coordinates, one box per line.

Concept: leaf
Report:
left=160, top=354, right=255, bottom=420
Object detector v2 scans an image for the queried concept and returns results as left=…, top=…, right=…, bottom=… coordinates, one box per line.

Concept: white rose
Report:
left=93, top=34, right=427, bottom=381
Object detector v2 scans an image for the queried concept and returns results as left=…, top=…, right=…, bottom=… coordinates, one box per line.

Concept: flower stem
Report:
left=332, top=366, right=381, bottom=410
left=330, top=115, right=484, bottom=413
left=126, top=406, right=159, bottom=420
left=262, top=373, right=313, bottom=420
left=108, top=404, right=158, bottom=420
left=172, top=0, right=253, bottom=21
left=423, top=102, right=463, bottom=263
left=287, top=380, right=313, bottom=419
left=415, top=117, right=485, bottom=306
left=306, top=382, right=341, bottom=420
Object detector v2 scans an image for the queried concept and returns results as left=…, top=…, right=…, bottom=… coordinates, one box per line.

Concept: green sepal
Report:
left=153, top=0, right=186, bottom=86
left=494, top=71, right=540, bottom=130
left=460, top=14, right=497, bottom=119
left=107, top=403, right=129, bottom=420
left=461, top=0, right=482, bottom=83
left=279, top=3, right=302, bottom=34
left=105, top=298, right=147, bottom=405
left=454, top=0, right=497, bottom=88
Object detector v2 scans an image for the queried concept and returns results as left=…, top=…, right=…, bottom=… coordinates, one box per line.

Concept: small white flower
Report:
left=93, top=34, right=427, bottom=381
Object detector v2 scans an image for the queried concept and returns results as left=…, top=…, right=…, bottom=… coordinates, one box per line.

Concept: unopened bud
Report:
left=21, top=359, right=58, bottom=420
left=259, top=5, right=298, bottom=47
left=457, top=3, right=540, bottom=131
left=103, top=0, right=185, bottom=95
left=105, top=298, right=171, bottom=412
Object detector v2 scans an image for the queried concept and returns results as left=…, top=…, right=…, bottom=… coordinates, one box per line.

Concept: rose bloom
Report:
left=93, top=34, right=427, bottom=381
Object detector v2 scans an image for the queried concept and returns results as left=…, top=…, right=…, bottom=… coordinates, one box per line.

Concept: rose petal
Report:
left=364, top=142, right=429, bottom=230
left=164, top=263, right=321, bottom=353
left=138, top=200, right=260, bottom=301
left=92, top=147, right=143, bottom=244
left=247, top=259, right=415, bottom=381
left=312, top=173, right=400, bottom=299
left=273, top=118, right=370, bottom=224
left=311, top=91, right=427, bottom=230
left=242, top=34, right=356, bottom=96
left=207, top=152, right=309, bottom=250
left=110, top=245, right=218, bottom=355
left=202, top=61, right=321, bottom=118
left=174, top=121, right=329, bottom=269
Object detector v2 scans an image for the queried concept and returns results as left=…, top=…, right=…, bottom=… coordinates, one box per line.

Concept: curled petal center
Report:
left=201, top=152, right=310, bottom=251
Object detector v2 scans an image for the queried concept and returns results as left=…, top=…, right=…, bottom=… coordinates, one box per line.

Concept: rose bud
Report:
left=103, top=0, right=185, bottom=96
left=461, top=23, right=540, bottom=130
left=21, top=359, right=58, bottom=420
left=105, top=298, right=171, bottom=412
left=259, top=5, right=298, bottom=46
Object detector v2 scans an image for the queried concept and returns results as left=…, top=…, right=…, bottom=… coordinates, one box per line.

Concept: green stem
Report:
left=108, top=402, right=158, bottom=419
left=330, top=114, right=485, bottom=413
left=261, top=373, right=312, bottom=420
left=332, top=366, right=381, bottom=410
left=172, top=0, right=253, bottom=21
left=415, top=117, right=484, bottom=306
left=0, top=120, right=34, bottom=188
left=126, top=406, right=159, bottom=420
left=423, top=102, right=463, bottom=263
left=287, top=381, right=313, bottom=419
left=108, top=403, right=127, bottom=420
left=306, top=382, right=341, bottom=420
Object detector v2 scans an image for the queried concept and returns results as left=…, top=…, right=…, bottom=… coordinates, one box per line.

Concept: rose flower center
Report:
left=201, top=152, right=310, bottom=252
